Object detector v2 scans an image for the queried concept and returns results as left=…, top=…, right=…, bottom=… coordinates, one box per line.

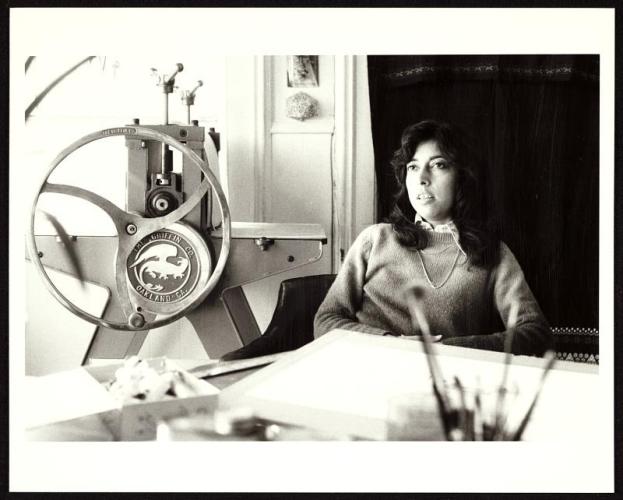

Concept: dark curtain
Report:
left=368, top=55, right=599, bottom=328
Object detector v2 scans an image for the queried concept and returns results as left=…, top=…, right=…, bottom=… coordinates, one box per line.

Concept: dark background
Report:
left=368, top=55, right=599, bottom=329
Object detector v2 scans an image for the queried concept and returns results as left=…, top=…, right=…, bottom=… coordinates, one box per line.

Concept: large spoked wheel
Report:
left=27, top=126, right=231, bottom=331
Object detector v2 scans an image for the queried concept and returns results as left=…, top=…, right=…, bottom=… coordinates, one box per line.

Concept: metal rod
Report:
left=163, top=92, right=169, bottom=125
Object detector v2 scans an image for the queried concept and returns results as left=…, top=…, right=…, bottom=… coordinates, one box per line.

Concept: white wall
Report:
left=224, top=56, right=376, bottom=330
left=333, top=56, right=377, bottom=268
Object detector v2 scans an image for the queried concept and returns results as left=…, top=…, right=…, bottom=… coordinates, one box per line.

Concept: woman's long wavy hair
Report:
left=388, top=120, right=500, bottom=268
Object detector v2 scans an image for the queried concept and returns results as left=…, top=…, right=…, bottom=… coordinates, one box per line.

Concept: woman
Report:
left=314, top=120, right=552, bottom=356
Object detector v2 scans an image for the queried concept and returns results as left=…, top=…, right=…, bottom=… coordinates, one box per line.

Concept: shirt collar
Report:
left=414, top=214, right=467, bottom=257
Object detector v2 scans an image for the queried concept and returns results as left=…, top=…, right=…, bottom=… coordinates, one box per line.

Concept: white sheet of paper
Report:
left=220, top=329, right=599, bottom=441
left=24, top=368, right=118, bottom=429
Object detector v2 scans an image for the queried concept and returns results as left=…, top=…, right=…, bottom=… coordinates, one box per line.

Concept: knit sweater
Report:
left=313, top=223, right=552, bottom=356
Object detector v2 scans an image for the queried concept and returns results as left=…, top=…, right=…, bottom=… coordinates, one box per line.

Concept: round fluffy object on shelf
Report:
left=286, top=91, right=318, bottom=121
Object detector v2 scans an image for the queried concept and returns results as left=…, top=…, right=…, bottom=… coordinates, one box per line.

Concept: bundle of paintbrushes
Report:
left=406, top=287, right=557, bottom=441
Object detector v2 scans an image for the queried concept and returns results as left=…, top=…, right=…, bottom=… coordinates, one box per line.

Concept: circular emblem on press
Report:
left=127, top=229, right=200, bottom=304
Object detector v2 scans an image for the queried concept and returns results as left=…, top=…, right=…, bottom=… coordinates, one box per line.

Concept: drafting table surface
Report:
left=219, top=329, right=599, bottom=441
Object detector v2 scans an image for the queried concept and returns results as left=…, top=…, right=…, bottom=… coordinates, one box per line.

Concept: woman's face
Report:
left=406, top=140, right=458, bottom=227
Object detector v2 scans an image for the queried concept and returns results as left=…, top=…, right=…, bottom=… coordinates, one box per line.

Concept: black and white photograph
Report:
left=287, top=55, right=320, bottom=87
left=9, top=7, right=616, bottom=494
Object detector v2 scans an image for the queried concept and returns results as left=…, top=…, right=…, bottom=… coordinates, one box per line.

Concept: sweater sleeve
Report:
left=313, top=226, right=391, bottom=338
left=441, top=243, right=553, bottom=356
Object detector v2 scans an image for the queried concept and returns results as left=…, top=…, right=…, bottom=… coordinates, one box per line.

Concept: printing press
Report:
left=26, top=62, right=327, bottom=364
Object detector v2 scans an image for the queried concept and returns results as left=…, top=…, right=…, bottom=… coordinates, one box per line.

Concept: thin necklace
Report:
left=416, top=247, right=461, bottom=289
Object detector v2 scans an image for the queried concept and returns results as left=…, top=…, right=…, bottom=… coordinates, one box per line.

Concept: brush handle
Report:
left=512, top=351, right=556, bottom=440
left=405, top=291, right=452, bottom=431
left=494, top=302, right=520, bottom=438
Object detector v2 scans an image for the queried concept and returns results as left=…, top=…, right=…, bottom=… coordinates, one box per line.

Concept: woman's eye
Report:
left=432, top=161, right=448, bottom=169
left=406, top=163, right=418, bottom=171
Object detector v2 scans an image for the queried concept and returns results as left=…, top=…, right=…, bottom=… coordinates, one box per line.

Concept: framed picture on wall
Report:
left=287, top=55, right=319, bottom=87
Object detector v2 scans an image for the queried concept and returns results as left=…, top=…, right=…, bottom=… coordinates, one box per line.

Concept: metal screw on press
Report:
left=128, top=312, right=146, bottom=329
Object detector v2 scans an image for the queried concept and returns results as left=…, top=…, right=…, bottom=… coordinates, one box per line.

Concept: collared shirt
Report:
left=414, top=213, right=467, bottom=257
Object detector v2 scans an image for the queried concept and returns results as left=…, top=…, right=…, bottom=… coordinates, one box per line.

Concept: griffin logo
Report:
left=129, top=243, right=189, bottom=287
left=127, top=230, right=200, bottom=303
